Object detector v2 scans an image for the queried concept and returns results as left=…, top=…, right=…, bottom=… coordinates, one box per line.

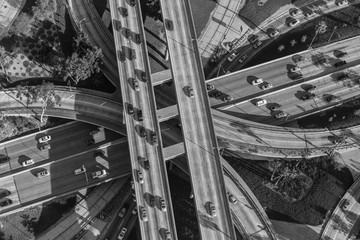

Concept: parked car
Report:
left=151, top=132, right=158, bottom=146
left=133, top=79, right=140, bottom=91
left=293, top=73, right=303, bottom=80
left=227, top=52, right=237, bottom=62
left=132, top=207, right=137, bottom=214
left=228, top=194, right=237, bottom=204
left=94, top=150, right=103, bottom=158
left=128, top=104, right=134, bottom=115
left=150, top=195, right=156, bottom=207
left=340, top=199, right=350, bottom=210
left=337, top=72, right=348, bottom=81
left=22, top=159, right=35, bottom=167
left=251, top=78, right=263, bottom=86
left=135, top=34, right=142, bottom=44
left=165, top=231, right=172, bottom=240
left=0, top=155, right=10, bottom=163
left=39, top=144, right=51, bottom=151
left=118, top=227, right=127, bottom=240
left=270, top=105, right=280, bottom=111
left=140, top=127, right=147, bottom=138
left=38, top=135, right=51, bottom=143
left=238, top=54, right=248, bottom=63
left=248, top=35, right=258, bottom=44
left=140, top=207, right=148, bottom=221
left=252, top=40, right=262, bottom=49
left=74, top=166, right=86, bottom=175
left=84, top=139, right=95, bottom=146
left=337, top=0, right=348, bottom=6
left=142, top=72, right=148, bottom=82
left=206, top=84, right=215, bottom=91
left=274, top=111, right=287, bottom=119
left=290, top=8, right=301, bottom=17
left=337, top=51, right=347, bottom=58
left=260, top=83, right=273, bottom=90
left=290, top=66, right=301, bottom=72
left=209, top=90, right=222, bottom=98
left=334, top=60, right=347, bottom=67
left=209, top=202, right=216, bottom=216
left=124, top=28, right=132, bottom=39
left=118, top=206, right=127, bottom=218
left=129, top=0, right=136, bottom=6
left=304, top=85, right=316, bottom=92
left=122, top=8, right=128, bottom=17
left=138, top=171, right=144, bottom=184
left=137, top=109, right=143, bottom=122
left=0, top=190, right=11, bottom=199
left=304, top=11, right=316, bottom=18
left=0, top=199, right=12, bottom=207
left=255, top=99, right=267, bottom=106
left=301, top=93, right=315, bottom=100
left=222, top=95, right=233, bottom=102
left=89, top=128, right=100, bottom=135
left=165, top=19, right=174, bottom=31
left=37, top=169, right=50, bottom=178
left=91, top=169, right=107, bottom=179
left=317, top=58, right=327, bottom=64
left=325, top=95, right=337, bottom=103
left=268, top=29, right=280, bottom=38
left=160, top=198, right=166, bottom=211
left=288, top=19, right=300, bottom=27
left=188, top=87, right=195, bottom=98
left=129, top=51, right=136, bottom=60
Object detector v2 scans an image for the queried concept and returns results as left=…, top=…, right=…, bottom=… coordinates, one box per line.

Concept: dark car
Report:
left=151, top=132, right=158, bottom=146
left=138, top=157, right=150, bottom=170
left=334, top=60, right=347, bottom=67
left=141, top=72, right=148, bottom=82
left=293, top=73, right=303, bottom=80
left=128, top=104, right=134, bottom=115
left=0, top=199, right=12, bottom=207
left=136, top=34, right=142, bottom=44
left=337, top=72, right=348, bottom=81
left=124, top=28, right=132, bottom=39
left=39, top=144, right=51, bottom=151
left=0, top=190, right=11, bottom=198
left=150, top=195, right=156, bottom=207
left=123, top=8, right=128, bottom=17
left=129, top=51, right=136, bottom=60
left=129, top=0, right=136, bottom=6
left=140, top=127, right=147, bottom=138
left=209, top=90, right=222, bottom=98
left=0, top=155, right=10, bottom=164
left=304, top=85, right=316, bottom=92
left=137, top=109, right=143, bottom=122
left=84, top=139, right=95, bottom=146
left=337, top=52, right=347, bottom=58
left=316, top=58, right=327, bottom=64
left=301, top=93, right=315, bottom=100
left=325, top=95, right=337, bottom=103
left=165, top=19, right=174, bottom=31
left=248, top=35, right=258, bottom=44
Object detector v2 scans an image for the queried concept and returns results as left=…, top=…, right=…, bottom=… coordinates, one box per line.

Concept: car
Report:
left=333, top=136, right=345, bottom=144
left=293, top=73, right=303, bottom=80
left=118, top=207, right=127, bottom=218
left=74, top=166, right=86, bottom=175
left=260, top=83, right=273, bottom=90
left=288, top=19, right=300, bottom=27
left=293, top=55, right=304, bottom=63
left=38, top=135, right=51, bottom=143
left=140, top=127, right=147, bottom=138
left=222, top=95, right=233, bottom=102
left=337, top=0, right=348, bottom=6
left=137, top=109, right=143, bottom=122
left=128, top=104, right=134, bottom=115
left=91, top=169, right=107, bottom=179
left=209, top=202, right=216, bottom=216
left=165, top=19, right=174, bottom=31
left=132, top=207, right=137, bottom=214
left=255, top=99, right=267, bottom=106
left=151, top=132, right=158, bottom=146
left=84, top=139, right=95, bottom=146
left=141, top=72, right=148, bottom=82
left=124, top=28, right=132, bottom=39
left=252, top=40, right=262, bottom=49
left=317, top=58, right=327, bottom=64
left=270, top=105, right=280, bottom=111
left=165, top=231, right=172, bottom=240
left=301, top=93, right=315, bottom=100
left=334, top=60, right=347, bottom=67
left=325, top=95, right=337, bottom=103
left=304, top=11, right=316, bottom=18
left=0, top=199, right=12, bottom=207
left=138, top=171, right=144, bottom=184
left=94, top=150, right=103, bottom=157
left=290, top=8, right=301, bottom=17
left=340, top=199, right=350, bottom=210
left=118, top=227, right=127, bottom=240
left=206, top=84, right=215, bottom=91
left=209, top=90, right=222, bottom=98
left=238, top=54, right=248, bottom=63
left=188, top=87, right=195, bottom=98
left=119, top=51, right=126, bottom=61
left=274, top=111, right=287, bottom=119
left=129, top=51, right=136, bottom=60
left=160, top=198, right=166, bottom=211
left=228, top=194, right=237, bottom=204
left=135, top=34, right=142, bottom=44
left=0, top=155, right=10, bottom=163
left=290, top=66, right=301, bottom=72
left=337, top=51, right=347, bottom=58
left=227, top=52, right=237, bottom=62
left=89, top=128, right=100, bottom=135
left=129, top=0, right=136, bottom=6
left=133, top=79, right=140, bottom=91
left=337, top=72, right=348, bottom=81
left=0, top=190, right=11, bottom=199
left=22, top=159, right=35, bottom=167
left=37, top=170, right=50, bottom=178
left=150, top=195, right=156, bottom=206
left=122, top=8, right=128, bottom=17
left=268, top=29, right=280, bottom=38
left=140, top=207, right=148, bottom=221
left=248, top=35, right=258, bottom=44
left=39, top=144, right=51, bottom=151
left=251, top=78, right=263, bottom=86
left=304, top=85, right=316, bottom=92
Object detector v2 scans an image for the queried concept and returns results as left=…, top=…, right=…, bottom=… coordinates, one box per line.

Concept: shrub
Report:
left=9, top=60, right=13, bottom=65
left=15, top=72, right=19, bottom=76
left=13, top=67, right=16, bottom=70
left=30, top=62, right=36, bottom=68
left=23, top=60, right=30, bottom=67
left=21, top=73, right=26, bottom=76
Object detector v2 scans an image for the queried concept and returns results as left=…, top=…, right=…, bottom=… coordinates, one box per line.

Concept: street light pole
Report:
left=83, top=165, right=88, bottom=185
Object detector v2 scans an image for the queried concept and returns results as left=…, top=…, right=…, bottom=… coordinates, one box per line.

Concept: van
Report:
left=37, top=170, right=50, bottom=178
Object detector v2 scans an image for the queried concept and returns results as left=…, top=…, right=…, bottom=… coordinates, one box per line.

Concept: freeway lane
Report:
left=109, top=0, right=177, bottom=239
left=159, top=0, right=235, bottom=239
left=208, top=36, right=360, bottom=110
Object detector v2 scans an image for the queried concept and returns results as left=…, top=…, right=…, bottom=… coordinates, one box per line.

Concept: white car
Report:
left=118, top=207, right=127, bottom=217
left=118, top=228, right=127, bottom=240
left=38, top=135, right=51, bottom=143
left=275, top=111, right=287, bottom=119
left=209, top=202, right=216, bottom=216
left=290, top=66, right=301, bottom=72
left=91, top=169, right=107, bottom=179
left=304, top=11, right=316, bottom=18
left=228, top=194, right=238, bottom=204
left=290, top=8, right=301, bottom=17
left=268, top=30, right=280, bottom=38
left=227, top=52, right=237, bottom=62
left=252, top=78, right=263, bottom=86
left=74, top=166, right=86, bottom=175
left=160, top=198, right=167, bottom=212
left=255, top=99, right=267, bottom=106
left=22, top=159, right=35, bottom=167
left=140, top=207, right=148, bottom=221
left=138, top=171, right=144, bottom=184
left=288, top=19, right=300, bottom=27
left=37, top=170, right=50, bottom=178
left=337, top=0, right=348, bottom=6
left=133, top=79, right=140, bottom=91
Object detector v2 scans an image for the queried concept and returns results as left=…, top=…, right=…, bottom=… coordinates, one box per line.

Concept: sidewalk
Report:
left=198, top=0, right=251, bottom=59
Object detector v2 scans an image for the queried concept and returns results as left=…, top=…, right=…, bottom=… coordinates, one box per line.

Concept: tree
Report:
left=15, top=81, right=61, bottom=123
left=316, top=20, right=327, bottom=34
left=7, top=13, right=33, bottom=36
left=32, top=0, right=57, bottom=21
left=143, top=0, right=162, bottom=21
